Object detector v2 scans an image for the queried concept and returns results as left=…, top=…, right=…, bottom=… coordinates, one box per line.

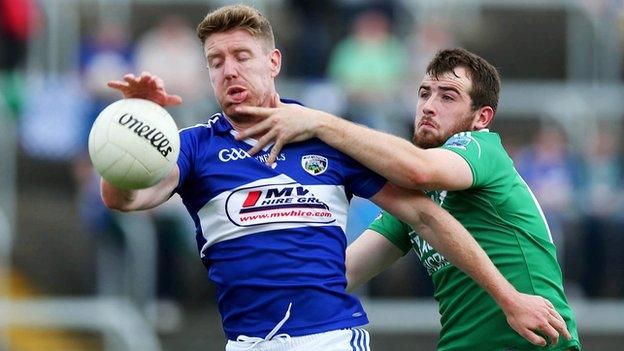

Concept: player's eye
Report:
left=209, top=60, right=222, bottom=69
left=237, top=55, right=250, bottom=62
left=419, top=91, right=430, bottom=99
left=442, top=95, right=454, bottom=101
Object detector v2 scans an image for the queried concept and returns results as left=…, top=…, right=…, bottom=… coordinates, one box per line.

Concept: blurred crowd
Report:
left=1, top=0, right=624, bottom=311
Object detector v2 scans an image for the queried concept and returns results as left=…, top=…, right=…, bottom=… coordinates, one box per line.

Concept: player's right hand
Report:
left=107, top=71, right=183, bottom=107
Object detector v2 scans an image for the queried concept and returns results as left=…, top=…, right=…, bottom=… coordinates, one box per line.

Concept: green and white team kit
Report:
left=370, top=130, right=581, bottom=351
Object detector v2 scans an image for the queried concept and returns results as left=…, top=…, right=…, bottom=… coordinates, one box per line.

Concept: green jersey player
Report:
left=367, top=128, right=580, bottom=350
left=233, top=48, right=580, bottom=350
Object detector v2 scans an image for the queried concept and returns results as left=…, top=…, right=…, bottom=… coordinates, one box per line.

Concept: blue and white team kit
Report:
left=174, top=103, right=383, bottom=350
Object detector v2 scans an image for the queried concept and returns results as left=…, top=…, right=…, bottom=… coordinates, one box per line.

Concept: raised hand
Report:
left=502, top=292, right=572, bottom=347
left=107, top=72, right=183, bottom=107
left=234, top=95, right=324, bottom=165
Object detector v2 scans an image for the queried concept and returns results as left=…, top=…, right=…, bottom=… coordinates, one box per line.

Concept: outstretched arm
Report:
left=234, top=103, right=472, bottom=191
left=100, top=72, right=183, bottom=211
left=101, top=166, right=179, bottom=212
left=368, top=183, right=571, bottom=347
left=345, top=229, right=404, bottom=292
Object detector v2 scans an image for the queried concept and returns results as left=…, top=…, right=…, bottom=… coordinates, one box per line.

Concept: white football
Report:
left=88, top=98, right=180, bottom=189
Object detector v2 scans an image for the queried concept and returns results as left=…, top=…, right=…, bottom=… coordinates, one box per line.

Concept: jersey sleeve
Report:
left=337, top=152, right=387, bottom=199
left=368, top=211, right=412, bottom=254
left=440, top=132, right=498, bottom=188
left=175, top=128, right=196, bottom=193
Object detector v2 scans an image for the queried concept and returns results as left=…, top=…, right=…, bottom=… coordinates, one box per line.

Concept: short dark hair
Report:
left=426, top=48, right=501, bottom=113
left=196, top=4, right=275, bottom=50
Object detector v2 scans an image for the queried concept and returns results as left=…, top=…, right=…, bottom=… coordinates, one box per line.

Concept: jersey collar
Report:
left=213, top=98, right=304, bottom=136
left=210, top=112, right=233, bottom=134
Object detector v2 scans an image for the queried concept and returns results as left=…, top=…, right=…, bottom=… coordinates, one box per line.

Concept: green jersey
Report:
left=369, top=130, right=581, bottom=351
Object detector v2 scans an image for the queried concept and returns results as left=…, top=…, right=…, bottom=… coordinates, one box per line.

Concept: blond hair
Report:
left=196, top=4, right=275, bottom=50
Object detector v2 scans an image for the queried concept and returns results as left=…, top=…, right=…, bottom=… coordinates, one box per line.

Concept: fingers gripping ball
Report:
left=88, top=98, right=180, bottom=189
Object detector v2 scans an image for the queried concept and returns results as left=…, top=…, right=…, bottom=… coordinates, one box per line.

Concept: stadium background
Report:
left=1, top=0, right=624, bottom=350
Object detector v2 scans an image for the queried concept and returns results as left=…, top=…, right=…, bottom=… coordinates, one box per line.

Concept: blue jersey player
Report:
left=103, top=5, right=563, bottom=351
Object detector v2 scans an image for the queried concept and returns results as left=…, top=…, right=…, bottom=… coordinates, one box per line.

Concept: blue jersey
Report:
left=175, top=110, right=386, bottom=340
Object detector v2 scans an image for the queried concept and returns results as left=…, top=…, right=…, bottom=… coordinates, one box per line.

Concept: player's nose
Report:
left=223, top=58, right=239, bottom=80
left=421, top=98, right=436, bottom=115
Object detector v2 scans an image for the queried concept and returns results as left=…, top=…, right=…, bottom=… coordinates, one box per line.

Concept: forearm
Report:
left=413, top=202, right=518, bottom=310
left=373, top=185, right=524, bottom=322
left=345, top=247, right=372, bottom=292
left=100, top=166, right=179, bottom=212
left=345, top=230, right=404, bottom=292
left=345, top=262, right=374, bottom=293
left=314, top=112, right=432, bottom=188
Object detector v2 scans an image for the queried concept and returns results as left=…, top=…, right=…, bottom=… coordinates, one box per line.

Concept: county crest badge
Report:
left=301, top=155, right=328, bottom=175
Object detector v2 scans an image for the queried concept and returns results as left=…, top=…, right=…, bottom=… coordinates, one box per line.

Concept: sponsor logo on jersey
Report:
left=225, top=181, right=335, bottom=227
left=444, top=134, right=471, bottom=150
left=427, top=190, right=448, bottom=206
left=301, top=155, right=328, bottom=175
left=255, top=153, right=286, bottom=164
left=409, top=232, right=450, bottom=275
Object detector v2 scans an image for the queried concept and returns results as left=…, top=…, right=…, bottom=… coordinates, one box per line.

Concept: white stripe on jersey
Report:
left=196, top=174, right=349, bottom=255
left=516, top=171, right=554, bottom=243
left=178, top=114, right=221, bottom=132
left=467, top=134, right=482, bottom=158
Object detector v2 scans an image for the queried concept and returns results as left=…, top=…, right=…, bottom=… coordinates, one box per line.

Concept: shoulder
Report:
left=442, top=130, right=511, bottom=187
left=177, top=113, right=228, bottom=159
left=179, top=113, right=222, bottom=138
left=443, top=130, right=501, bottom=155
left=313, top=138, right=360, bottom=167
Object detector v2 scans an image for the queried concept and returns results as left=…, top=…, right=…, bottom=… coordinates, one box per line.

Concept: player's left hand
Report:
left=502, top=292, right=572, bottom=347
left=234, top=95, right=321, bottom=165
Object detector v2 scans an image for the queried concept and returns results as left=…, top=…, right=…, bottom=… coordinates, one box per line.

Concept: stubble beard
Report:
left=412, top=114, right=475, bottom=149
left=221, top=90, right=273, bottom=128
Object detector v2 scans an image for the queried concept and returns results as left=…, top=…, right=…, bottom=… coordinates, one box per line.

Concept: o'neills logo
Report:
left=118, top=113, right=173, bottom=158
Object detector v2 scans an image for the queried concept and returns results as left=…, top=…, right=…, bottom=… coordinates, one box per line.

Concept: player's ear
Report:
left=473, top=106, right=494, bottom=130
left=269, top=48, right=281, bottom=78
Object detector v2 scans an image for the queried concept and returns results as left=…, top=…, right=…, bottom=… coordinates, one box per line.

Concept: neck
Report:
left=230, top=118, right=263, bottom=134
left=225, top=112, right=270, bottom=140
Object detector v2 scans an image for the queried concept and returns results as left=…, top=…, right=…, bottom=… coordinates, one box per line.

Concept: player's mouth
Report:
left=418, top=119, right=438, bottom=131
left=226, top=86, right=248, bottom=104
